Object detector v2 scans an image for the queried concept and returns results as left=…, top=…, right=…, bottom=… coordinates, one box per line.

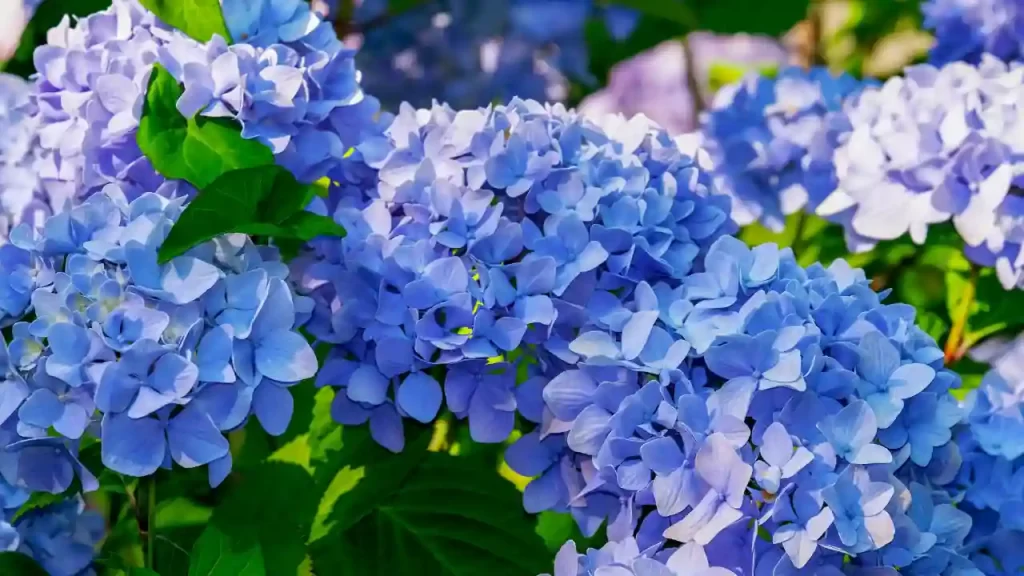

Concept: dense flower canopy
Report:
left=0, top=0, right=1023, bottom=573
left=296, top=98, right=734, bottom=451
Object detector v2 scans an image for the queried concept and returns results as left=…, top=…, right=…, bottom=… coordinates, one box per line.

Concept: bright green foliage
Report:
left=188, top=526, right=265, bottom=576
left=137, top=65, right=274, bottom=191
left=156, top=164, right=345, bottom=262
left=137, top=0, right=232, bottom=43
left=0, top=552, right=48, bottom=576
left=309, top=448, right=551, bottom=576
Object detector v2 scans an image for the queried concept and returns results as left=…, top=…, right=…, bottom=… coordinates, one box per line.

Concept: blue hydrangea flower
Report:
left=0, top=74, right=45, bottom=238
left=28, top=0, right=375, bottom=213
left=700, top=67, right=863, bottom=231
left=923, top=0, right=1024, bottom=66
left=4, top=495, right=103, bottom=576
left=330, top=0, right=644, bottom=110
left=296, top=101, right=733, bottom=453
left=818, top=58, right=1024, bottom=289
left=0, top=187, right=316, bottom=490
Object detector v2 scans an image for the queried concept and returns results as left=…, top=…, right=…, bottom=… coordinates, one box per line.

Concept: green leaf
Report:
left=189, top=525, right=265, bottom=576
left=610, top=0, right=808, bottom=36
left=707, top=61, right=779, bottom=93
left=0, top=552, right=48, bottom=576
left=156, top=165, right=343, bottom=263
left=137, top=65, right=274, bottom=191
left=692, top=0, right=809, bottom=36
left=137, top=0, right=232, bottom=43
left=129, top=569, right=162, bottom=576
left=209, top=463, right=318, bottom=576
left=535, top=511, right=606, bottom=553
left=309, top=451, right=551, bottom=576
left=607, top=0, right=696, bottom=27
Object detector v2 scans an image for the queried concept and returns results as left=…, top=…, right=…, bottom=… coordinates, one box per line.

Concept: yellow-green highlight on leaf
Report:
left=707, top=61, right=780, bottom=93
left=138, top=0, right=232, bottom=43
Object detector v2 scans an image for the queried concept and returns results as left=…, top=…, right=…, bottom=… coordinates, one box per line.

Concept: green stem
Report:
left=144, top=475, right=156, bottom=569
left=790, top=211, right=809, bottom=258
left=944, top=265, right=978, bottom=365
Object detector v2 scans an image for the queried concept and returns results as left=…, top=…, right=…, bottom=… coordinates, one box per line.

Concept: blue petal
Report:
left=252, top=382, right=294, bottom=436
left=397, top=373, right=443, bottom=423
left=167, top=404, right=230, bottom=468
left=101, top=413, right=166, bottom=477
left=254, top=331, right=318, bottom=383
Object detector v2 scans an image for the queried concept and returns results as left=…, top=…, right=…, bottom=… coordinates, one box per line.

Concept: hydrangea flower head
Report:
left=0, top=185, right=316, bottom=491
left=700, top=66, right=862, bottom=231
left=0, top=74, right=44, bottom=238
left=29, top=0, right=374, bottom=213
left=529, top=236, right=972, bottom=574
left=297, top=101, right=733, bottom=452
left=923, top=0, right=1024, bottom=66
left=817, top=57, right=1024, bottom=289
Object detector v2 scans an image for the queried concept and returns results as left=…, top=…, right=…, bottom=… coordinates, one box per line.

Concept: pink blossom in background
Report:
left=579, top=32, right=792, bottom=134
left=0, top=1, right=32, bottom=63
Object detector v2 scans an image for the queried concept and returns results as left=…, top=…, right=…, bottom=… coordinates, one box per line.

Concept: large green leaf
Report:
left=137, top=65, right=274, bottom=191
left=208, top=463, right=318, bottom=576
left=610, top=0, right=809, bottom=36
left=137, top=0, right=232, bottom=43
left=189, top=525, right=265, bottom=576
left=156, top=165, right=345, bottom=263
left=309, top=450, right=551, bottom=576
left=0, top=552, right=48, bottom=576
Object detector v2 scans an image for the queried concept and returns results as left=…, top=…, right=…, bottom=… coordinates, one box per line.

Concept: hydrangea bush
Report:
left=0, top=0, right=1022, bottom=574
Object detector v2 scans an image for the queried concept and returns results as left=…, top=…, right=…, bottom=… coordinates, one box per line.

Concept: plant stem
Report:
left=944, top=266, right=978, bottom=365
left=789, top=212, right=808, bottom=259
left=142, top=475, right=156, bottom=570
left=682, top=36, right=706, bottom=117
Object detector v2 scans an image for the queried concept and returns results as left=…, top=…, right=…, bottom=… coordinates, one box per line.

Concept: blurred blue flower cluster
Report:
left=0, top=186, right=316, bottom=489
left=0, top=488, right=102, bottom=576
left=293, top=99, right=734, bottom=452
left=0, top=485, right=102, bottom=573
left=923, top=0, right=1024, bottom=66
left=523, top=238, right=974, bottom=575
left=700, top=67, right=862, bottom=231
left=816, top=57, right=1024, bottom=289
left=948, top=336, right=1024, bottom=574
left=27, top=0, right=373, bottom=213
left=0, top=73, right=45, bottom=239
left=320, top=0, right=647, bottom=109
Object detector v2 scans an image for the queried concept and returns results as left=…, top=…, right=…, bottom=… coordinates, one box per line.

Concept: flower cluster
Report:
left=0, top=186, right=316, bottom=490
left=923, top=0, right=1024, bottom=66
left=953, top=335, right=1024, bottom=574
left=28, top=0, right=371, bottom=212
left=166, top=0, right=379, bottom=183
left=0, top=73, right=45, bottom=239
left=817, top=57, right=1024, bottom=289
left=294, top=98, right=734, bottom=452
left=524, top=237, right=973, bottom=574
left=579, top=34, right=791, bottom=136
left=700, top=66, right=862, bottom=231
left=1, top=492, right=103, bottom=576
left=324, top=0, right=647, bottom=110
